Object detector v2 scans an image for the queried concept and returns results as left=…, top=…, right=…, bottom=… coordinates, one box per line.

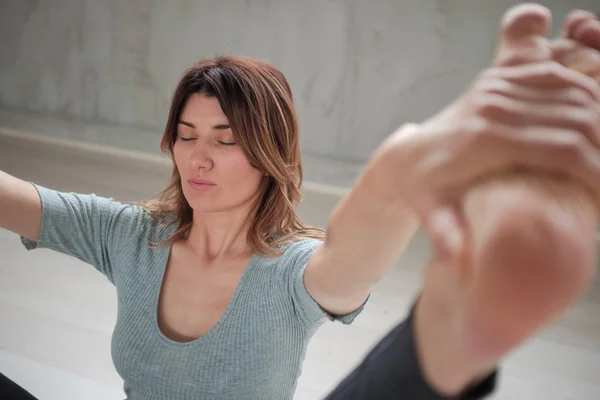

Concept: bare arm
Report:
left=0, top=170, right=145, bottom=281
left=304, top=52, right=600, bottom=316
left=304, top=125, right=420, bottom=315
left=0, top=170, right=42, bottom=241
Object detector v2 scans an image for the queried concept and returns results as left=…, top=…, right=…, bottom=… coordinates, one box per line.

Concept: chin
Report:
left=182, top=192, right=231, bottom=215
left=183, top=194, right=218, bottom=213
left=189, top=202, right=247, bottom=216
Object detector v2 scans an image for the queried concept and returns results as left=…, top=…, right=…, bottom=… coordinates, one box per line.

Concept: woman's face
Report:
left=173, top=94, right=264, bottom=215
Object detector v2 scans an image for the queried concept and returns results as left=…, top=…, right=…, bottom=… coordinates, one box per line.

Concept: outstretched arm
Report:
left=303, top=135, right=421, bottom=314
left=302, top=2, right=600, bottom=317
left=304, top=62, right=600, bottom=317
left=0, top=170, right=147, bottom=282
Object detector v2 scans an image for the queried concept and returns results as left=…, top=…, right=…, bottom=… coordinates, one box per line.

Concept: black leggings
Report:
left=0, top=373, right=38, bottom=400
left=324, top=303, right=498, bottom=400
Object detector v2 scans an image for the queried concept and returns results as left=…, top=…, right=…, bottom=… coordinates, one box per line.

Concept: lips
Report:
left=188, top=178, right=216, bottom=191
left=189, top=178, right=215, bottom=185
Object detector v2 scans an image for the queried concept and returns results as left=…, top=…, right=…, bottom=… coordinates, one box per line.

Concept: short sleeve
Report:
left=20, top=184, right=148, bottom=283
left=286, top=240, right=368, bottom=327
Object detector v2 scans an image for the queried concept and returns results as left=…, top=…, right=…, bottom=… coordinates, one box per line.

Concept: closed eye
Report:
left=219, top=141, right=236, bottom=146
left=179, top=137, right=196, bottom=142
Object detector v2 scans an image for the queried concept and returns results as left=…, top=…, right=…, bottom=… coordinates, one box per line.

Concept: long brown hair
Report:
left=142, top=55, right=325, bottom=256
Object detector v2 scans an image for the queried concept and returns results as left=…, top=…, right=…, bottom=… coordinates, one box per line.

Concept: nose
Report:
left=190, top=142, right=213, bottom=171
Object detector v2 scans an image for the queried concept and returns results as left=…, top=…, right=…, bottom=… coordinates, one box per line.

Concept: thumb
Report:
left=422, top=205, right=465, bottom=265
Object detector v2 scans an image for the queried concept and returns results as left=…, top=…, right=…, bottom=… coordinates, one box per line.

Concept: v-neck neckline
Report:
left=151, top=232, right=259, bottom=348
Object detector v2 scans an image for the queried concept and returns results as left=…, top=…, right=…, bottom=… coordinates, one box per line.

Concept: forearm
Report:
left=323, top=163, right=419, bottom=285
left=306, top=125, right=420, bottom=311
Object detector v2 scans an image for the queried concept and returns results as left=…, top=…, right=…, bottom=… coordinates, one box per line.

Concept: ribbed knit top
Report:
left=20, top=184, right=364, bottom=400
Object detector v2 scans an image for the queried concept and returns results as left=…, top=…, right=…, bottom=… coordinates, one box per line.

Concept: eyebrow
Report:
left=177, top=120, right=231, bottom=130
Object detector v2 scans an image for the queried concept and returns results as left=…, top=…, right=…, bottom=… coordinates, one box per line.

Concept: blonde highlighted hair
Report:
left=142, top=55, right=325, bottom=256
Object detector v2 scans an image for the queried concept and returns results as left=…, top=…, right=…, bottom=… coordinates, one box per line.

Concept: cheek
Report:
left=223, top=154, right=263, bottom=187
left=172, top=145, right=187, bottom=176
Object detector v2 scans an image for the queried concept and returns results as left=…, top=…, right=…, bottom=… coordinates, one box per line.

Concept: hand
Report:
left=378, top=7, right=600, bottom=262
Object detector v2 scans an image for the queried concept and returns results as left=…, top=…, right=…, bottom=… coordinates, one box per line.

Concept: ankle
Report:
left=413, top=281, right=489, bottom=396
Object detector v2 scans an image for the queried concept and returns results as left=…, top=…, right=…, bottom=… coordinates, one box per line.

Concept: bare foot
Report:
left=463, top=3, right=598, bottom=359
left=416, top=4, right=599, bottom=395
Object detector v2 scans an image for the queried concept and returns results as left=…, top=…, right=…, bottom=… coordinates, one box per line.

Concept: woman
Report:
left=2, top=4, right=600, bottom=400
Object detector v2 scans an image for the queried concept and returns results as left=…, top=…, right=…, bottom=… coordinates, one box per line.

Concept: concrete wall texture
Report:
left=1, top=0, right=599, bottom=187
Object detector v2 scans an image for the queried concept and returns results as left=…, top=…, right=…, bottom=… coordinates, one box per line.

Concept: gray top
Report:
left=21, top=184, right=365, bottom=400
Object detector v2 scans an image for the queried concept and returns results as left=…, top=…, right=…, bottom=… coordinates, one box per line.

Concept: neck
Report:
left=186, top=205, right=255, bottom=262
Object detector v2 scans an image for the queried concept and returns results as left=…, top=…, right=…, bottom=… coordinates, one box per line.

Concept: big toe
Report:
left=495, top=3, right=553, bottom=67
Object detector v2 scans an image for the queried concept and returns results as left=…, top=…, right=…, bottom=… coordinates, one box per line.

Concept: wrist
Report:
left=363, top=123, right=423, bottom=207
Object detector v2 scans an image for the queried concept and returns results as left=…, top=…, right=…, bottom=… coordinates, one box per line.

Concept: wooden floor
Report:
left=1, top=131, right=600, bottom=400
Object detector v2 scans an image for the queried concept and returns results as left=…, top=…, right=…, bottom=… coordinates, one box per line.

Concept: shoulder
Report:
left=265, top=238, right=323, bottom=287
left=34, top=184, right=149, bottom=221
left=271, top=238, right=366, bottom=327
left=257, top=239, right=323, bottom=281
left=277, top=238, right=323, bottom=267
left=35, top=183, right=174, bottom=246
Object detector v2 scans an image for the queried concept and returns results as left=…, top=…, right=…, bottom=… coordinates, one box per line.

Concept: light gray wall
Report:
left=1, top=0, right=598, bottom=187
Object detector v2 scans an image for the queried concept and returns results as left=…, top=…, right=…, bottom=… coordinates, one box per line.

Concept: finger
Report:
left=474, top=94, right=600, bottom=147
left=492, top=62, right=600, bottom=102
left=480, top=78, right=594, bottom=107
left=555, top=42, right=600, bottom=79
left=549, top=37, right=599, bottom=71
left=422, top=206, right=465, bottom=264
left=458, top=124, right=600, bottom=202
left=550, top=37, right=580, bottom=61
